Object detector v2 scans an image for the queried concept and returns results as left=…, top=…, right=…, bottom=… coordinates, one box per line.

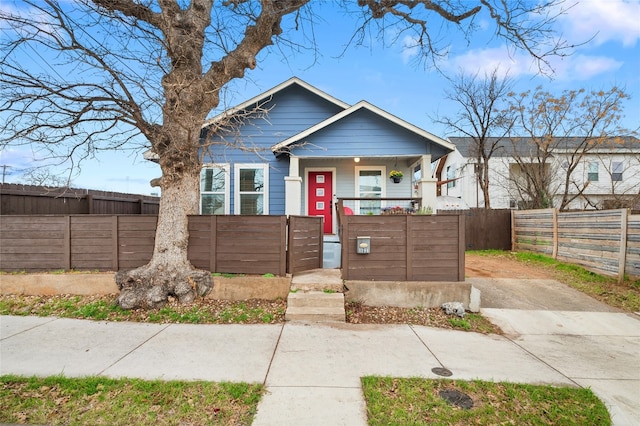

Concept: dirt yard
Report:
left=465, top=252, right=555, bottom=279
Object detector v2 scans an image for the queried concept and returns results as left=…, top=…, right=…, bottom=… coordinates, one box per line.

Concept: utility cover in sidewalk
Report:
left=431, top=367, right=452, bottom=377
left=439, top=389, right=474, bottom=409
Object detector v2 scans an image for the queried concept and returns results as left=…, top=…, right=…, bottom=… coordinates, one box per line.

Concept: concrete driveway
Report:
left=468, top=276, right=623, bottom=311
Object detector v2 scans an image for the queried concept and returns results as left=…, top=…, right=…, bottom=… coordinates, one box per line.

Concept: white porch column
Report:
left=417, top=154, right=438, bottom=213
left=285, top=156, right=302, bottom=216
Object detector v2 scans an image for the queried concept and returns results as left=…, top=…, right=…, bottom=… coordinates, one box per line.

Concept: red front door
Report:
left=308, top=171, right=333, bottom=234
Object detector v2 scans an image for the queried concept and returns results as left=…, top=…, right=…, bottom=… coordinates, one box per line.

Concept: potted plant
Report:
left=389, top=170, right=403, bottom=183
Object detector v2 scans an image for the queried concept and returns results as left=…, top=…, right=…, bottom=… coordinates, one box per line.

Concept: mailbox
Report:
left=356, top=236, right=371, bottom=254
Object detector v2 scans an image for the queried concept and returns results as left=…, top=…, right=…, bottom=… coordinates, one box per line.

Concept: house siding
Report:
left=201, top=84, right=345, bottom=215
left=289, top=109, right=447, bottom=159
left=443, top=141, right=640, bottom=210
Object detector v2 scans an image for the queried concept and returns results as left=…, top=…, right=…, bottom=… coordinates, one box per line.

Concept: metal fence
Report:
left=512, top=208, right=640, bottom=281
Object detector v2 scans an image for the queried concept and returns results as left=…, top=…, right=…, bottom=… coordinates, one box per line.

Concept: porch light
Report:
left=354, top=157, right=360, bottom=163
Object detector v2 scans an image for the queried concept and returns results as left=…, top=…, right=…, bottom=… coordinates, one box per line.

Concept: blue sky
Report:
left=1, top=0, right=638, bottom=195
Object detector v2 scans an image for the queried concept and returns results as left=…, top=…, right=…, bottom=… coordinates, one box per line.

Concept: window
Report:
left=587, top=161, right=599, bottom=182
left=612, top=161, right=624, bottom=182
left=356, top=167, right=384, bottom=215
left=446, top=164, right=457, bottom=188
left=235, top=164, right=268, bottom=215
left=200, top=165, right=229, bottom=214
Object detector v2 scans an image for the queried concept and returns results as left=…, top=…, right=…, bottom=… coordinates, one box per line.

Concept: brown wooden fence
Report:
left=340, top=214, right=465, bottom=281
left=0, top=183, right=159, bottom=215
left=0, top=215, right=323, bottom=275
left=440, top=208, right=511, bottom=250
left=512, top=209, right=640, bottom=281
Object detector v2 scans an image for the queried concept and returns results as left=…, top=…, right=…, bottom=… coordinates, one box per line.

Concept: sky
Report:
left=1, top=0, right=639, bottom=196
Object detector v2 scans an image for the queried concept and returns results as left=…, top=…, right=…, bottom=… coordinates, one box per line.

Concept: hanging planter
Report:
left=389, top=170, right=403, bottom=183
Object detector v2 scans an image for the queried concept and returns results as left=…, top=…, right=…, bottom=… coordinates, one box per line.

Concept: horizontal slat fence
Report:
left=288, top=215, right=324, bottom=274
left=0, top=183, right=159, bottom=215
left=341, top=214, right=465, bottom=281
left=512, top=209, right=640, bottom=281
left=188, top=215, right=288, bottom=276
left=0, top=215, right=322, bottom=276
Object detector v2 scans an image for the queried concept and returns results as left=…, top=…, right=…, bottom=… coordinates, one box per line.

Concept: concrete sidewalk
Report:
left=1, top=312, right=639, bottom=425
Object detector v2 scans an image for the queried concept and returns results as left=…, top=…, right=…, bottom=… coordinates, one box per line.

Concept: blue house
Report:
left=200, top=77, right=454, bottom=238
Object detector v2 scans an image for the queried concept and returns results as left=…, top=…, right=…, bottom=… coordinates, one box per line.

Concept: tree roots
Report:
left=115, top=266, right=213, bottom=310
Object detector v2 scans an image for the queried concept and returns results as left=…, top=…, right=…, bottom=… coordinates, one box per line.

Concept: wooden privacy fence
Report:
left=0, top=215, right=323, bottom=275
left=440, top=209, right=511, bottom=250
left=340, top=214, right=465, bottom=282
left=0, top=183, right=160, bottom=215
left=512, top=209, right=640, bottom=281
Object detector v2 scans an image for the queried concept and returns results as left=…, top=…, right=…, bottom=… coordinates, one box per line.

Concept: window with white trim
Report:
left=200, top=164, right=229, bottom=214
left=587, top=161, right=599, bottom=182
left=235, top=164, right=268, bottom=215
left=446, top=164, right=457, bottom=188
left=356, top=166, right=384, bottom=215
left=612, top=161, right=623, bottom=182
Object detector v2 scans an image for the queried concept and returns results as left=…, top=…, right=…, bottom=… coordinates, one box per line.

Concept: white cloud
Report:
left=559, top=0, right=640, bottom=47
left=549, top=54, right=623, bottom=80
left=444, top=46, right=623, bottom=81
left=443, top=46, right=538, bottom=78
left=401, top=35, right=421, bottom=64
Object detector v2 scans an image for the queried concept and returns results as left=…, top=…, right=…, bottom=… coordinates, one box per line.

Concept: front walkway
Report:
left=1, top=308, right=638, bottom=425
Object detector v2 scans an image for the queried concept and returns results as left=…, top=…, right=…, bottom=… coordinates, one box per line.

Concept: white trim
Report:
left=234, top=163, right=269, bottom=215
left=304, top=167, right=337, bottom=234
left=200, top=163, right=230, bottom=214
left=271, top=100, right=455, bottom=153
left=203, top=77, right=349, bottom=129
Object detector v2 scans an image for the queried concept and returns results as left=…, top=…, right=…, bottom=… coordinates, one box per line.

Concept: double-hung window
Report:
left=612, top=162, right=624, bottom=182
left=587, top=161, right=599, bottom=182
left=235, top=164, right=269, bottom=215
left=200, top=164, right=229, bottom=214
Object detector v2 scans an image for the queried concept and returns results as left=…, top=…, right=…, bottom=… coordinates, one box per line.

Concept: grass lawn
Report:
left=362, top=377, right=611, bottom=426
left=0, top=375, right=262, bottom=426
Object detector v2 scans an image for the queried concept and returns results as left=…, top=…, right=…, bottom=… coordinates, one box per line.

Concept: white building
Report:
left=439, top=136, right=640, bottom=210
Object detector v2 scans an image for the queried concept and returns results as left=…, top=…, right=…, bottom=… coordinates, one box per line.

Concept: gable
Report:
left=201, top=81, right=347, bottom=160
left=273, top=101, right=454, bottom=161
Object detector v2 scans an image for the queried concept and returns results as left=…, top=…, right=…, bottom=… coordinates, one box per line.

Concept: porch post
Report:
left=285, top=155, right=302, bottom=216
left=417, top=154, right=438, bottom=213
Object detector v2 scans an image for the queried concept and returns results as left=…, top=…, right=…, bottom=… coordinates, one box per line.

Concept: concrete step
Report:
left=287, top=291, right=344, bottom=308
left=290, top=269, right=343, bottom=292
left=285, top=306, right=345, bottom=322
left=285, top=291, right=346, bottom=322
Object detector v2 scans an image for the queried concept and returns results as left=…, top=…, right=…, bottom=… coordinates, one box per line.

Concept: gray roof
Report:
left=448, top=136, right=639, bottom=158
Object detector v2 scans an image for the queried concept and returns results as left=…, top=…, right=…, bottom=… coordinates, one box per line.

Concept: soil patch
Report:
left=465, top=252, right=555, bottom=279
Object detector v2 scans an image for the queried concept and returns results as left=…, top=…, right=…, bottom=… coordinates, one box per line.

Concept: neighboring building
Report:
left=199, top=77, right=454, bottom=235
left=440, top=136, right=640, bottom=210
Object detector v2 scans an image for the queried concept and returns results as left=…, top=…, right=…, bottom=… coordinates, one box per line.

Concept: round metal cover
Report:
left=439, top=389, right=474, bottom=409
left=431, top=367, right=453, bottom=377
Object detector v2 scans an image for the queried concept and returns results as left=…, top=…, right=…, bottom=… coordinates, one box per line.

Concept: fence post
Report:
left=552, top=208, right=558, bottom=259
left=280, top=216, right=288, bottom=276
left=458, top=213, right=466, bottom=281
left=87, top=194, right=94, bottom=214
left=406, top=215, right=412, bottom=280
left=510, top=210, right=516, bottom=251
left=112, top=215, right=119, bottom=271
left=63, top=216, right=71, bottom=270
left=618, top=208, right=629, bottom=284
left=342, top=216, right=349, bottom=280
left=209, top=215, right=217, bottom=273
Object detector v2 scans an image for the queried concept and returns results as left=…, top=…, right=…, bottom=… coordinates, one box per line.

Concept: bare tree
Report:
left=0, top=0, right=572, bottom=309
left=506, top=86, right=631, bottom=210
left=436, top=69, right=513, bottom=208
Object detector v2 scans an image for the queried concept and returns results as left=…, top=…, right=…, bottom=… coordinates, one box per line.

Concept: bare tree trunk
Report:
left=115, top=169, right=212, bottom=310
